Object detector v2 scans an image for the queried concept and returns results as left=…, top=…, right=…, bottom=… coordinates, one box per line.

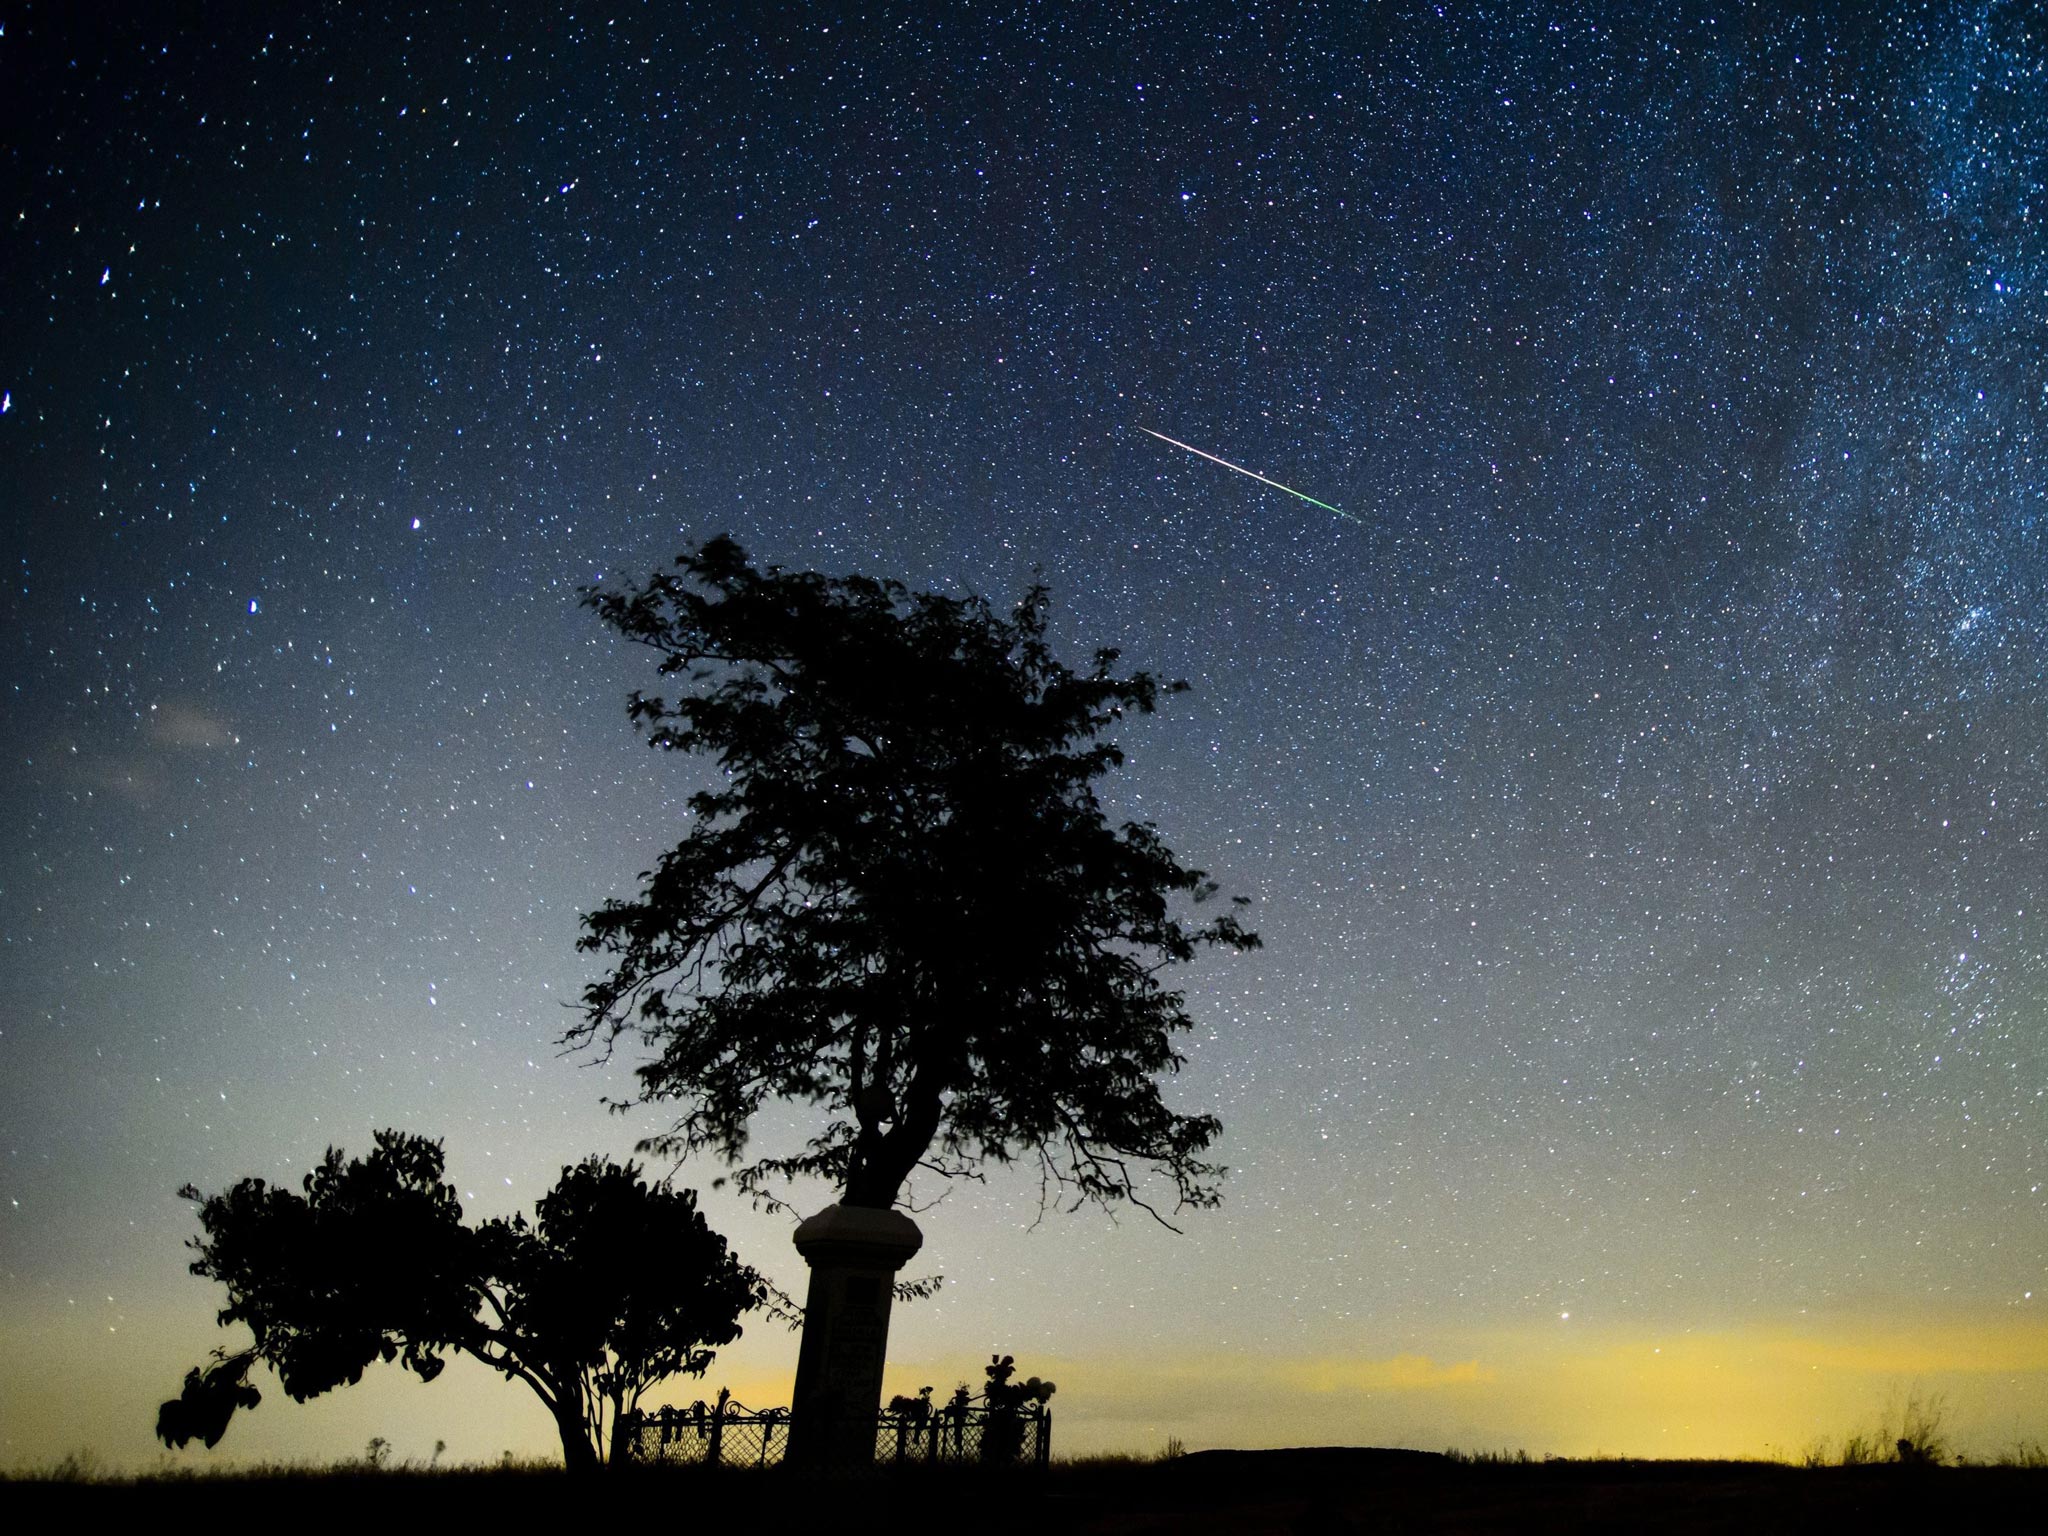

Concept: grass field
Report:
left=7, top=1447, right=2046, bottom=1533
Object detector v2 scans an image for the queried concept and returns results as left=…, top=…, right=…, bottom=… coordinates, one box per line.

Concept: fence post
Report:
left=707, top=1384, right=729, bottom=1466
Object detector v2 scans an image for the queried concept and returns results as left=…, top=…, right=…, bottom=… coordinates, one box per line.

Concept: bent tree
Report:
left=158, top=1131, right=762, bottom=1472
left=574, top=537, right=1257, bottom=1220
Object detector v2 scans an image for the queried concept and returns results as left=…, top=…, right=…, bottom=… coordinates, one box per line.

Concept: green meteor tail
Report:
left=1138, top=425, right=1358, bottom=524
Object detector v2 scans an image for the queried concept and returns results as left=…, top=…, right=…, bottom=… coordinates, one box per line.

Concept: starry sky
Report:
left=5, top=1, right=2046, bottom=1470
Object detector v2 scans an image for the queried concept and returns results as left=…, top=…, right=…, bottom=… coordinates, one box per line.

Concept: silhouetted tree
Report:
left=158, top=1131, right=762, bottom=1473
left=477, top=1153, right=763, bottom=1466
left=574, top=537, right=1258, bottom=1219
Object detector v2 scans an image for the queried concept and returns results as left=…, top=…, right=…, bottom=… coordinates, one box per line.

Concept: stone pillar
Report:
left=785, top=1203, right=923, bottom=1472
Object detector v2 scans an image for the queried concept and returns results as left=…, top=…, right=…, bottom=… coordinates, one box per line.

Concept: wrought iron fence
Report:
left=873, top=1400, right=1051, bottom=1468
left=622, top=1388, right=1050, bottom=1470
left=626, top=1391, right=790, bottom=1468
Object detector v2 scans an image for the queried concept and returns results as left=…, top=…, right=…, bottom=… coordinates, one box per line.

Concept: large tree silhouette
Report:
left=158, top=1131, right=762, bottom=1472
left=573, top=537, right=1257, bottom=1218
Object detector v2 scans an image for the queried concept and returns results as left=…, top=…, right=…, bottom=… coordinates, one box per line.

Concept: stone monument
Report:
left=785, top=1203, right=923, bottom=1470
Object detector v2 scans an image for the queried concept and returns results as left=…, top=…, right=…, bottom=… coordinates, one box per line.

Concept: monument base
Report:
left=785, top=1203, right=923, bottom=1471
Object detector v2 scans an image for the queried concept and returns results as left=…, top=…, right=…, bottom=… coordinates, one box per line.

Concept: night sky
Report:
left=5, top=1, right=2046, bottom=1469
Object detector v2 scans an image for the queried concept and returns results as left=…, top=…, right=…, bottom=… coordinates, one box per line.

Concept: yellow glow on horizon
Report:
left=1281, top=1353, right=1496, bottom=1393
left=10, top=1300, right=2045, bottom=1472
left=881, top=1312, right=2048, bottom=1462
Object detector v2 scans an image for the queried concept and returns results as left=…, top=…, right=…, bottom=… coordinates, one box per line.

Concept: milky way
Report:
left=3, top=3, right=2043, bottom=1464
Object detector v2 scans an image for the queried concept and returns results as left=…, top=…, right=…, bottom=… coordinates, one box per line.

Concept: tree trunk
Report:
left=554, top=1402, right=601, bottom=1475
left=607, top=1396, right=637, bottom=1466
left=842, top=1072, right=943, bottom=1207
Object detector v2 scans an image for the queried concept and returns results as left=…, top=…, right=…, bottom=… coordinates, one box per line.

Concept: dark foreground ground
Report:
left=8, top=1447, right=2044, bottom=1533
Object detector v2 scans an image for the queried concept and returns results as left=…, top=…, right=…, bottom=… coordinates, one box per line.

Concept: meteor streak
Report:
left=1138, top=425, right=1357, bottom=523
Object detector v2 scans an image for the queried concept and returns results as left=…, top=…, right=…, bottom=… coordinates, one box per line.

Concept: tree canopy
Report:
left=574, top=537, right=1257, bottom=1219
left=158, top=1130, right=762, bottom=1472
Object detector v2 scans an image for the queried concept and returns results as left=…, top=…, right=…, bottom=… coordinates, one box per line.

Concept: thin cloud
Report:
left=145, top=702, right=239, bottom=751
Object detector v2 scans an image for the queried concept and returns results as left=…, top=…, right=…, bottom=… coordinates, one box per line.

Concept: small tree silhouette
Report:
left=158, top=1130, right=762, bottom=1473
left=980, top=1353, right=1056, bottom=1465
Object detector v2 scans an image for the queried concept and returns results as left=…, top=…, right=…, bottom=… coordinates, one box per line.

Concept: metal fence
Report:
left=627, top=1394, right=790, bottom=1468
left=623, top=1389, right=1050, bottom=1470
left=872, top=1401, right=1051, bottom=1468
